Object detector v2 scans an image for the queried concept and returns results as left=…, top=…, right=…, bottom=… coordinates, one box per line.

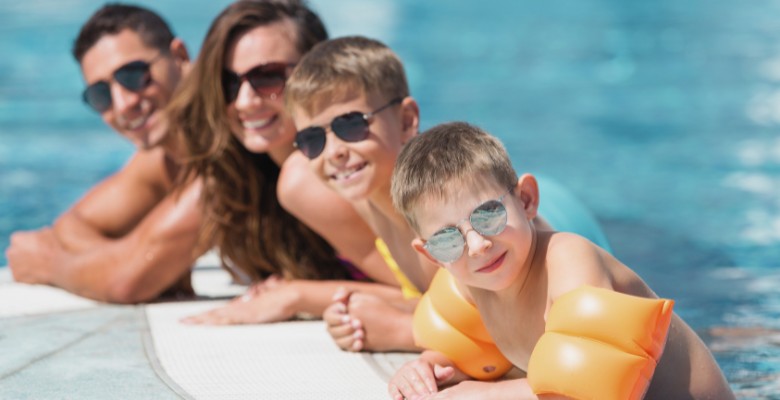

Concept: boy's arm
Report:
left=7, top=150, right=205, bottom=303
left=388, top=350, right=466, bottom=400
left=278, top=153, right=397, bottom=285
left=545, top=232, right=615, bottom=301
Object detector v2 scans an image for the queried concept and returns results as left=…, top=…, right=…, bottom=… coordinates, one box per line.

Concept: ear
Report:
left=399, top=97, right=420, bottom=144
left=412, top=237, right=444, bottom=267
left=515, top=173, right=539, bottom=220
left=169, top=38, right=191, bottom=70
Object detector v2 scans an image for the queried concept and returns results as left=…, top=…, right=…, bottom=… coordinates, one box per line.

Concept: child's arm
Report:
left=324, top=289, right=420, bottom=352
left=387, top=350, right=467, bottom=400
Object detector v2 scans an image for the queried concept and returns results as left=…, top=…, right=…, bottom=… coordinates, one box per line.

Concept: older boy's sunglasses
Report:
left=222, top=62, right=294, bottom=103
left=293, top=97, right=403, bottom=159
left=82, top=54, right=162, bottom=113
left=423, top=190, right=512, bottom=264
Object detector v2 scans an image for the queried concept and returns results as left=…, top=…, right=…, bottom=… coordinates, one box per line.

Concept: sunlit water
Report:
left=1, top=1, right=778, bottom=397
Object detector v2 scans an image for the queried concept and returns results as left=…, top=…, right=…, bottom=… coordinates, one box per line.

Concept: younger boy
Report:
left=388, top=122, right=734, bottom=399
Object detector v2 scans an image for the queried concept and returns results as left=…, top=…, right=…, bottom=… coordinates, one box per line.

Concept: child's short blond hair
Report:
left=392, top=122, right=519, bottom=232
left=285, top=35, right=409, bottom=117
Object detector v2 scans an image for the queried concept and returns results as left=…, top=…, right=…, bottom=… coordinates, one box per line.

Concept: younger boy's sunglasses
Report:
left=82, top=54, right=163, bottom=113
left=423, top=189, right=512, bottom=264
left=222, top=62, right=294, bottom=103
left=293, top=97, right=403, bottom=159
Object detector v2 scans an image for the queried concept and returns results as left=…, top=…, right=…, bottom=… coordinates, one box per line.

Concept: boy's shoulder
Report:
left=541, top=232, right=612, bottom=299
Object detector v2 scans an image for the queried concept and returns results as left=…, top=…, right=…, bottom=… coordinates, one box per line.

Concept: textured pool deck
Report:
left=0, top=260, right=415, bottom=399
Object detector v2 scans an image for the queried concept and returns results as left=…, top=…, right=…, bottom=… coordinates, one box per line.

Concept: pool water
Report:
left=1, top=1, right=778, bottom=397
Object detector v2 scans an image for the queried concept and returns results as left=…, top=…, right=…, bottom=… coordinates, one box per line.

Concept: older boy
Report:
left=388, top=122, right=734, bottom=399
left=5, top=4, right=201, bottom=303
left=285, top=36, right=432, bottom=351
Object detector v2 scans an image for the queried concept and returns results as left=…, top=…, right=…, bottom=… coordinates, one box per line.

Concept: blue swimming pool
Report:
left=1, top=0, right=778, bottom=396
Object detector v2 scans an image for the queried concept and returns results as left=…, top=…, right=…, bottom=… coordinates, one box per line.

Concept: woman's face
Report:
left=224, top=21, right=300, bottom=162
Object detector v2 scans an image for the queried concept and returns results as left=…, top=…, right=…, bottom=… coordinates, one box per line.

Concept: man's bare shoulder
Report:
left=122, top=147, right=179, bottom=194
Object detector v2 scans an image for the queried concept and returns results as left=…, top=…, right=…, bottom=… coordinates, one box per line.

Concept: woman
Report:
left=166, top=0, right=403, bottom=325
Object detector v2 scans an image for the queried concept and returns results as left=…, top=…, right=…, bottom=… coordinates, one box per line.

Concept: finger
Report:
left=332, top=286, right=351, bottom=302
left=387, top=383, right=404, bottom=400
left=432, top=364, right=455, bottom=385
left=334, top=334, right=357, bottom=351
left=407, top=367, right=434, bottom=395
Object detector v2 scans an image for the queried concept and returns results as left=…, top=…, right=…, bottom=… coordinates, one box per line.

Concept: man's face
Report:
left=80, top=29, right=185, bottom=149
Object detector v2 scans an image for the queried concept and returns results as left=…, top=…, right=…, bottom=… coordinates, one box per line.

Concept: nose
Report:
left=233, top=80, right=264, bottom=112
left=110, top=81, right=142, bottom=115
left=321, top=130, right=348, bottom=164
left=465, top=227, right=492, bottom=258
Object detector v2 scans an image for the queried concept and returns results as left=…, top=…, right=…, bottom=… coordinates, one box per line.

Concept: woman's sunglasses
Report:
left=222, top=62, right=294, bottom=103
left=293, top=97, right=403, bottom=159
left=423, top=189, right=513, bottom=263
left=82, top=54, right=162, bottom=113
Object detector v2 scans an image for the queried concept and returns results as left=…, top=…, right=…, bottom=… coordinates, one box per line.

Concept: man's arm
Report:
left=7, top=149, right=205, bottom=303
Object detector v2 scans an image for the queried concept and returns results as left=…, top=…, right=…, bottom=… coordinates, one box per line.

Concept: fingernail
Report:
left=341, top=315, right=350, bottom=324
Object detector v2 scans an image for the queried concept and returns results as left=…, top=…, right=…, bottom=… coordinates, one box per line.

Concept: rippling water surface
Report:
left=1, top=1, right=778, bottom=397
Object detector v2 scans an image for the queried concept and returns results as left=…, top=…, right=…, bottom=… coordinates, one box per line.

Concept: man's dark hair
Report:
left=72, top=3, right=175, bottom=63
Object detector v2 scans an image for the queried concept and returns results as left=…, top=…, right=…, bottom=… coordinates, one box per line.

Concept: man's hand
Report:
left=6, top=227, right=64, bottom=285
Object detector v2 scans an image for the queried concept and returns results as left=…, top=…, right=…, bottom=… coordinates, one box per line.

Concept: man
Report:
left=6, top=4, right=204, bottom=303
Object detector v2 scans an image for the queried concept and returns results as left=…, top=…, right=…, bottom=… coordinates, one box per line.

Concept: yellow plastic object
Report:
left=375, top=238, right=422, bottom=299
left=412, top=269, right=512, bottom=380
left=527, top=286, right=674, bottom=400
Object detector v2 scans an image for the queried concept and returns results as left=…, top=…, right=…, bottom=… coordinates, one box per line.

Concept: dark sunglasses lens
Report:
left=331, top=112, right=369, bottom=142
left=83, top=82, right=111, bottom=112
left=246, top=64, right=287, bottom=97
left=222, top=71, right=241, bottom=103
left=427, top=227, right=465, bottom=263
left=471, top=200, right=507, bottom=236
left=295, top=127, right=327, bottom=159
left=114, top=61, right=151, bottom=91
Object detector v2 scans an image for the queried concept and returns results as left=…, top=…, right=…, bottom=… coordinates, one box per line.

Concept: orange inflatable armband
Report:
left=527, top=286, right=674, bottom=400
left=412, top=269, right=512, bottom=380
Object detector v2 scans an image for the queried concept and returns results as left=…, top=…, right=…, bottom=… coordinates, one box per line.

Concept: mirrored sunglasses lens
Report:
left=114, top=61, right=151, bottom=91
left=83, top=82, right=111, bottom=112
left=427, top=227, right=465, bottom=263
left=331, top=112, right=369, bottom=142
left=295, top=128, right=327, bottom=159
left=471, top=200, right=507, bottom=236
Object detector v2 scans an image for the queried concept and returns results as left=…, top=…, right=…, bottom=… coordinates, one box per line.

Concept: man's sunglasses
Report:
left=222, top=62, right=294, bottom=103
left=82, top=54, right=163, bottom=113
left=423, top=189, right=513, bottom=264
left=293, top=97, right=403, bottom=159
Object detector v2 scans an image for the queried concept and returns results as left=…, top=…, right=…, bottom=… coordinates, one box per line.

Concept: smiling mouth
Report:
left=476, top=252, right=507, bottom=273
left=242, top=115, right=276, bottom=130
left=329, top=162, right=368, bottom=181
left=119, top=99, right=153, bottom=131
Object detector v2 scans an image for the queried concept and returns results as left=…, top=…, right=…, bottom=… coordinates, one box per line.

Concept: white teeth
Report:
left=118, top=99, right=151, bottom=130
left=332, top=164, right=365, bottom=180
left=243, top=117, right=272, bottom=129
left=127, top=115, right=147, bottom=130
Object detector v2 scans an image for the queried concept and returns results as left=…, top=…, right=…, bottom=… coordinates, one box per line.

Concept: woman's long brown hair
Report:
left=167, top=0, right=345, bottom=281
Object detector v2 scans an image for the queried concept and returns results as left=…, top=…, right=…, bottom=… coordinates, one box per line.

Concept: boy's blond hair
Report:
left=392, top=122, right=519, bottom=232
left=285, top=35, right=409, bottom=117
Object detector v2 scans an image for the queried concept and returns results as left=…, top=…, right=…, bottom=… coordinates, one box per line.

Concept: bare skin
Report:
left=6, top=29, right=201, bottom=303
left=295, top=91, right=554, bottom=352
left=180, top=22, right=402, bottom=325
left=390, top=174, right=735, bottom=400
